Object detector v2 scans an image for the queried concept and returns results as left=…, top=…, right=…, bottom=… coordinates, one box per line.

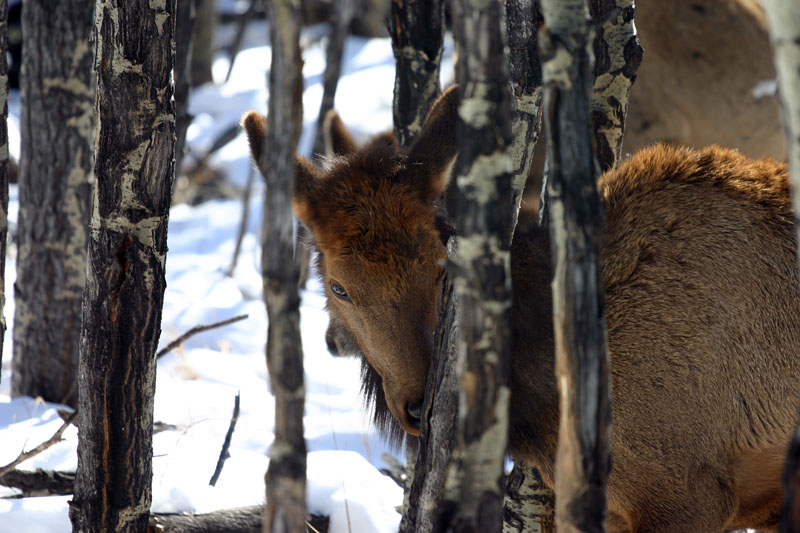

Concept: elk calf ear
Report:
left=240, top=110, right=323, bottom=224
left=323, top=110, right=358, bottom=157
left=406, top=85, right=459, bottom=201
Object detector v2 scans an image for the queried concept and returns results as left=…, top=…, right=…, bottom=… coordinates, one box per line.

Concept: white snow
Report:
left=0, top=18, right=453, bottom=533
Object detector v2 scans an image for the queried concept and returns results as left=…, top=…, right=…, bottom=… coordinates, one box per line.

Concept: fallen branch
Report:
left=0, top=469, right=75, bottom=497
left=0, top=412, right=76, bottom=478
left=157, top=314, right=249, bottom=359
left=209, top=392, right=241, bottom=486
left=148, top=507, right=329, bottom=533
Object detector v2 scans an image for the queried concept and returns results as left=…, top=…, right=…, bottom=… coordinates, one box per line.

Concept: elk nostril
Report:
left=405, top=400, right=423, bottom=428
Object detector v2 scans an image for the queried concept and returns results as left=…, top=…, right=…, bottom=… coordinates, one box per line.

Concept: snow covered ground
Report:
left=0, top=19, right=453, bottom=533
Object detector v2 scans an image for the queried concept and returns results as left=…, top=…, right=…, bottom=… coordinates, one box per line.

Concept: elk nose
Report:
left=405, top=400, right=423, bottom=429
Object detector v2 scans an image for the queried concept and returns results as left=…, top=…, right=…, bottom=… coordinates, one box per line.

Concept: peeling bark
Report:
left=69, top=1, right=176, bottom=531
left=389, top=0, right=444, bottom=148
left=11, top=0, right=94, bottom=408
left=0, top=0, right=8, bottom=384
left=502, top=462, right=555, bottom=533
left=588, top=0, right=642, bottom=172
left=505, top=0, right=544, bottom=235
left=538, top=1, right=612, bottom=531
left=763, top=3, right=800, bottom=531
left=258, top=1, right=307, bottom=532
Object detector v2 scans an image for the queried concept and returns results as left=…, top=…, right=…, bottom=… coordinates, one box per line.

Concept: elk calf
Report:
left=242, top=87, right=800, bottom=532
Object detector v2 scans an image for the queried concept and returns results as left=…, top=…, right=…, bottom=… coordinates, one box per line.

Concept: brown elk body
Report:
left=243, top=87, right=800, bottom=532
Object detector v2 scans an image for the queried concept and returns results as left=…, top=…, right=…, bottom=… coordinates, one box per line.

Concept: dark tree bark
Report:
left=10, top=0, right=94, bottom=408
left=440, top=1, right=515, bottom=530
left=538, top=1, right=611, bottom=531
left=505, top=0, right=544, bottom=235
left=311, top=0, right=356, bottom=159
left=389, top=0, right=444, bottom=148
left=0, top=0, right=8, bottom=384
left=191, top=0, right=216, bottom=87
left=259, top=1, right=307, bottom=532
left=69, top=0, right=177, bottom=531
left=175, top=0, right=196, bottom=177
left=763, top=3, right=800, bottom=531
left=502, top=462, right=555, bottom=533
left=588, top=0, right=642, bottom=172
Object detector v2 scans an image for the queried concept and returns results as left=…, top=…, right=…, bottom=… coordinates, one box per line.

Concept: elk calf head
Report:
left=242, top=87, right=459, bottom=437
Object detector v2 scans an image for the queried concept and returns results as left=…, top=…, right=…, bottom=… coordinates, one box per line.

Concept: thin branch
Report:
left=156, top=314, right=249, bottom=359
left=209, top=392, right=241, bottom=486
left=0, top=412, right=77, bottom=478
left=227, top=164, right=255, bottom=277
left=0, top=469, right=75, bottom=497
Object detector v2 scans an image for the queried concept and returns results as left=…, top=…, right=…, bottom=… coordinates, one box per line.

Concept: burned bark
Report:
left=763, top=3, right=800, bottom=531
left=258, top=1, right=307, bottom=532
left=11, top=0, right=94, bottom=408
left=69, top=1, right=176, bottom=531
left=538, top=1, right=612, bottom=531
left=0, top=0, right=8, bottom=384
left=389, top=0, right=445, bottom=148
left=502, top=462, right=556, bottom=533
left=589, top=0, right=642, bottom=172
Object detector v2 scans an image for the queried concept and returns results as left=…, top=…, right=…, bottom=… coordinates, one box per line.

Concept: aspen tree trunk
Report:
left=763, top=3, right=800, bottom=531
left=502, top=461, right=556, bottom=533
left=389, top=0, right=444, bottom=148
left=588, top=0, right=642, bottom=171
left=442, top=0, right=515, bottom=530
left=69, top=1, right=176, bottom=531
left=539, top=1, right=612, bottom=531
left=312, top=0, right=355, bottom=158
left=175, top=0, right=196, bottom=177
left=0, top=0, right=8, bottom=384
left=11, top=0, right=94, bottom=408
left=191, top=0, right=216, bottom=87
left=259, top=1, right=307, bottom=532
left=505, top=0, right=544, bottom=234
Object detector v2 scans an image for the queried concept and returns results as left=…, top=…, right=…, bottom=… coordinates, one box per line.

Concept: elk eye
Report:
left=330, top=281, right=351, bottom=302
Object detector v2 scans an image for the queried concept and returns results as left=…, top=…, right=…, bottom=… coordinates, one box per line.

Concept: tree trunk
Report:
left=441, top=1, right=515, bottom=530
left=389, top=0, right=444, bottom=149
left=538, top=1, right=612, bottom=531
left=762, top=2, right=800, bottom=531
left=502, top=461, right=556, bottom=533
left=0, top=0, right=9, bottom=384
left=69, top=1, right=176, bottom=531
left=505, top=0, right=544, bottom=235
left=259, top=1, right=307, bottom=532
left=191, top=0, right=216, bottom=87
left=10, top=0, right=94, bottom=408
left=588, top=0, right=642, bottom=172
left=175, top=0, right=196, bottom=177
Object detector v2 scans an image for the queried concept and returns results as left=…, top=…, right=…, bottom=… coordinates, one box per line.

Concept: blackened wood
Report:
left=445, top=1, right=515, bottom=530
left=0, top=469, right=75, bottom=497
left=311, top=0, right=356, bottom=159
left=0, top=0, right=8, bottom=384
left=389, top=0, right=444, bottom=148
left=175, top=0, right=196, bottom=177
left=11, top=0, right=94, bottom=408
left=209, top=393, right=241, bottom=486
left=259, top=1, right=307, bottom=532
left=502, top=462, right=555, bottom=533
left=763, top=3, right=800, bottom=531
left=149, top=508, right=329, bottom=533
left=588, top=0, right=642, bottom=172
left=69, top=1, right=177, bottom=531
left=505, top=0, right=544, bottom=235
left=538, top=1, right=611, bottom=531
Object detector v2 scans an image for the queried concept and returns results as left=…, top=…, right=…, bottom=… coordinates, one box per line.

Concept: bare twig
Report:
left=0, top=469, right=75, bottom=497
left=0, top=412, right=77, bottom=478
left=226, top=164, right=255, bottom=277
left=156, top=314, right=249, bottom=359
left=209, top=392, right=240, bottom=486
left=224, top=0, right=258, bottom=83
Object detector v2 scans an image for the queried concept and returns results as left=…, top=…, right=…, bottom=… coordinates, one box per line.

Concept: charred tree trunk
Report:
left=502, top=461, right=556, bottom=533
left=505, top=0, right=544, bottom=235
left=389, top=0, right=444, bottom=148
left=10, top=0, right=94, bottom=408
left=259, top=1, right=307, bottom=532
left=175, top=0, right=196, bottom=177
left=538, top=0, right=612, bottom=531
left=763, top=3, right=800, bottom=531
left=312, top=0, right=356, bottom=159
left=588, top=0, right=642, bottom=172
left=191, top=0, right=216, bottom=87
left=69, top=1, right=176, bottom=531
left=0, top=0, right=8, bottom=384
left=440, top=1, right=515, bottom=530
